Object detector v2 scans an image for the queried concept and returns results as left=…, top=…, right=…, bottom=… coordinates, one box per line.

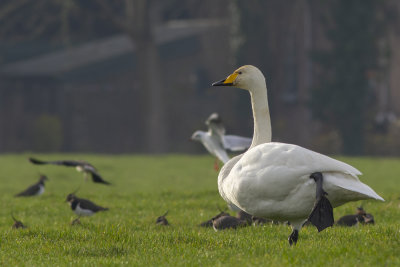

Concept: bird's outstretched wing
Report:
left=222, top=135, right=252, bottom=151
left=206, top=113, right=226, bottom=137
left=90, top=171, right=111, bottom=185
left=29, top=157, right=82, bottom=167
left=29, top=157, right=97, bottom=170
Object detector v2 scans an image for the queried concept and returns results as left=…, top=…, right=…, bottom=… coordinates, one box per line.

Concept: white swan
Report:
left=212, top=65, right=384, bottom=245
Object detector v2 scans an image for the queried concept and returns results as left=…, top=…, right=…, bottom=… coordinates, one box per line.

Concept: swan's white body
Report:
left=214, top=65, right=384, bottom=232
left=219, top=143, right=383, bottom=224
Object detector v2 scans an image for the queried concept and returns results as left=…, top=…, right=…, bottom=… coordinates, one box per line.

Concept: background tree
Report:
left=0, top=0, right=229, bottom=153
left=310, top=0, right=392, bottom=155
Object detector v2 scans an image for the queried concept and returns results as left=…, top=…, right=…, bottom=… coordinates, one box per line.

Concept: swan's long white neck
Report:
left=249, top=83, right=271, bottom=148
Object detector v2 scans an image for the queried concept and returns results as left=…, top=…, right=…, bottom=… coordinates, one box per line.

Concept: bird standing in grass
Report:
left=15, top=175, right=48, bottom=197
left=66, top=193, right=108, bottom=225
left=11, top=214, right=26, bottom=229
left=199, top=208, right=230, bottom=227
left=336, top=206, right=375, bottom=226
left=212, top=65, right=384, bottom=245
left=212, top=215, right=248, bottom=231
left=156, top=211, right=170, bottom=226
left=191, top=113, right=252, bottom=170
left=29, top=157, right=111, bottom=185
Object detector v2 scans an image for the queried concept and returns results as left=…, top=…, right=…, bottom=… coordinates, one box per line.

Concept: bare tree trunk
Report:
left=126, top=0, right=167, bottom=153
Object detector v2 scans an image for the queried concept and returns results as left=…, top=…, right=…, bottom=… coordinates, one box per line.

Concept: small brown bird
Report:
left=15, top=175, right=48, bottom=197
left=11, top=214, right=26, bottom=229
left=156, top=211, right=169, bottom=226
left=199, top=208, right=230, bottom=227
left=212, top=215, right=248, bottom=231
left=236, top=210, right=253, bottom=225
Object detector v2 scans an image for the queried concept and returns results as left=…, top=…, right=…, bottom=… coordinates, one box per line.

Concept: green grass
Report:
left=0, top=154, right=399, bottom=266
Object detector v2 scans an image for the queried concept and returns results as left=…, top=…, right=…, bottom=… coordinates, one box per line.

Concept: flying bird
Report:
left=191, top=112, right=252, bottom=170
left=15, top=175, right=48, bottom=197
left=212, top=65, right=384, bottom=245
left=29, top=157, right=110, bottom=185
left=66, top=193, right=108, bottom=224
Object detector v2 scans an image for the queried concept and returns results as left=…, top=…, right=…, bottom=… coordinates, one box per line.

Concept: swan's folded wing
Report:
left=222, top=135, right=252, bottom=151
left=237, top=142, right=362, bottom=181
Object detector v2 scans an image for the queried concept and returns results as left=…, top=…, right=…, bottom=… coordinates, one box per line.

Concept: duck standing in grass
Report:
left=212, top=65, right=384, bottom=245
left=15, top=175, right=48, bottom=197
left=29, top=157, right=111, bottom=185
left=66, top=193, right=108, bottom=225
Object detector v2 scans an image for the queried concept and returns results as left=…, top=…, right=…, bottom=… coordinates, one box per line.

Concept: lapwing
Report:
left=212, top=215, right=248, bottom=231
left=66, top=193, right=108, bottom=224
left=29, top=157, right=111, bottom=185
left=15, top=175, right=48, bottom=197
left=336, top=206, right=375, bottom=226
left=156, top=211, right=169, bottom=226
left=11, top=213, right=26, bottom=229
left=191, top=113, right=252, bottom=170
left=199, top=208, right=230, bottom=227
left=236, top=210, right=252, bottom=225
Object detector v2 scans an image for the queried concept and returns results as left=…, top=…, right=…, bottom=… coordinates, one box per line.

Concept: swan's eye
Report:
left=238, top=71, right=242, bottom=75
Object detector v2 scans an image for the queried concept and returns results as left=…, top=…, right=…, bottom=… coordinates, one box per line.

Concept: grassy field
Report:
left=0, top=154, right=399, bottom=266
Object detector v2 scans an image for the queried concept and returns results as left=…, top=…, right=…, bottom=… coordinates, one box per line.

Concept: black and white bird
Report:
left=66, top=193, right=108, bottom=224
left=191, top=113, right=252, bottom=170
left=336, top=206, right=375, bottom=226
left=156, top=211, right=170, bottom=226
left=15, top=175, right=48, bottom=197
left=29, top=157, right=111, bottom=185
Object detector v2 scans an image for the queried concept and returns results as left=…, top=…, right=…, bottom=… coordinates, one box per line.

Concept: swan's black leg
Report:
left=308, top=172, right=334, bottom=232
left=288, top=229, right=299, bottom=246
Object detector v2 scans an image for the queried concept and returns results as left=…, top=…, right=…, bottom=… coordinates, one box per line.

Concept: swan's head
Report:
left=212, top=65, right=266, bottom=91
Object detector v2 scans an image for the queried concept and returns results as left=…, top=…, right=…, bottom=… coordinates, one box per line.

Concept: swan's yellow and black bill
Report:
left=212, top=72, right=238, bottom=86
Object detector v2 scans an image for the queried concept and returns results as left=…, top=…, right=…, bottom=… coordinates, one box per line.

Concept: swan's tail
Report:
left=325, top=173, right=384, bottom=205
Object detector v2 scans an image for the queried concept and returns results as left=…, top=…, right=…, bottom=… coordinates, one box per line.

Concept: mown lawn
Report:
left=0, top=154, right=399, bottom=266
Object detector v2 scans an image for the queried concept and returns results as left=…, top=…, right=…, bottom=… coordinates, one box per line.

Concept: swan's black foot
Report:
left=288, top=229, right=299, bottom=246
left=308, top=172, right=334, bottom=232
